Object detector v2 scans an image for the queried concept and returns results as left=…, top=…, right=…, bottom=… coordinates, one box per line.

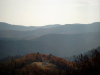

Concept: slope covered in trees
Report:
left=0, top=48, right=100, bottom=75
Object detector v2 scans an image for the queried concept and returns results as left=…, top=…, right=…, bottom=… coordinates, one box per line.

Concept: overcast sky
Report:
left=0, top=0, right=100, bottom=26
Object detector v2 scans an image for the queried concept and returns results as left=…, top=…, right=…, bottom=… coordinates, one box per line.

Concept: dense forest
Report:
left=0, top=48, right=100, bottom=75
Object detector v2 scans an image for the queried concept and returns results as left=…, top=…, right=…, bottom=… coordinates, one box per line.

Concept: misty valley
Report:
left=0, top=22, right=100, bottom=75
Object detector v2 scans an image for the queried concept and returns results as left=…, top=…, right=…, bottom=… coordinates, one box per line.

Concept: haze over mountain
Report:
left=0, top=22, right=100, bottom=58
left=0, top=22, right=39, bottom=31
left=0, top=22, right=100, bottom=40
left=0, top=0, right=100, bottom=74
left=0, top=22, right=61, bottom=31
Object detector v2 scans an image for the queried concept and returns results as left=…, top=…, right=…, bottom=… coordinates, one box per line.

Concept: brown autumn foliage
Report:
left=0, top=49, right=100, bottom=75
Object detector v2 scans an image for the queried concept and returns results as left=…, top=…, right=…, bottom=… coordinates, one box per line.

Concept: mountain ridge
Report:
left=0, top=22, right=100, bottom=40
left=0, top=31, right=100, bottom=58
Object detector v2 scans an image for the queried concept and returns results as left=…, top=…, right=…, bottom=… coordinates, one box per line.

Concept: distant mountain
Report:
left=0, top=31, right=100, bottom=58
left=0, top=22, right=61, bottom=31
left=40, top=24, right=61, bottom=28
left=0, top=30, right=36, bottom=40
left=0, top=22, right=100, bottom=40
left=0, top=22, right=39, bottom=31
left=0, top=22, right=100, bottom=58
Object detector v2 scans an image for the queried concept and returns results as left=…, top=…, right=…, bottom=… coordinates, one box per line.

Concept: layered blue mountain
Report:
left=0, top=22, right=100, bottom=40
left=0, top=22, right=100, bottom=58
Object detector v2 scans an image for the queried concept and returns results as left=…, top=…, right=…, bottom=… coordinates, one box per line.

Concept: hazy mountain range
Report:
left=0, top=22, right=61, bottom=31
left=0, top=22, right=100, bottom=40
left=0, top=22, right=100, bottom=58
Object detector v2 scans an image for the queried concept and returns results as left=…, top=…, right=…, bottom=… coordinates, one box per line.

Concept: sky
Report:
left=0, top=0, right=100, bottom=26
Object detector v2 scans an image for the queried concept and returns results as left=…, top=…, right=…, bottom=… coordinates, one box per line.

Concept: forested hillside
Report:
left=0, top=48, right=100, bottom=75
